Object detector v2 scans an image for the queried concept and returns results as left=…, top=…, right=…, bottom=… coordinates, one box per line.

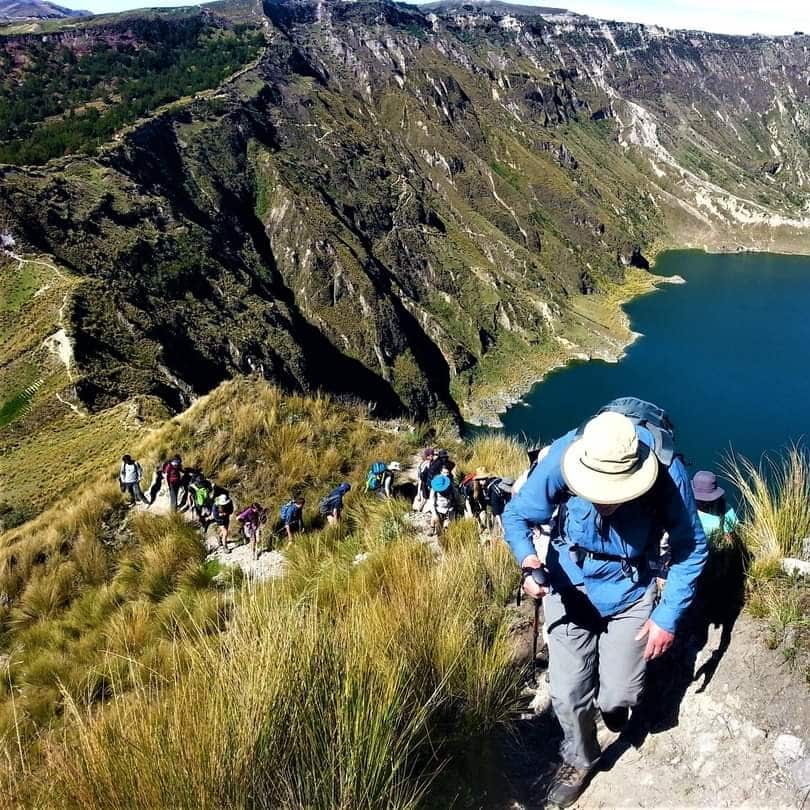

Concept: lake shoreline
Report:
left=462, top=269, right=682, bottom=429
left=493, top=249, right=810, bottom=472
left=462, top=237, right=810, bottom=429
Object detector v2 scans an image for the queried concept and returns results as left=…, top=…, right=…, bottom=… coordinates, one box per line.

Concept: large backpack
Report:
left=366, top=461, right=387, bottom=492
left=560, top=397, right=679, bottom=569
left=587, top=397, right=676, bottom=466
left=319, top=487, right=345, bottom=515
left=194, top=483, right=211, bottom=508
left=280, top=500, right=298, bottom=524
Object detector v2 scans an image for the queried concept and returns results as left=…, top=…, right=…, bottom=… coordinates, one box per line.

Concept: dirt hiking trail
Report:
left=568, top=613, right=810, bottom=808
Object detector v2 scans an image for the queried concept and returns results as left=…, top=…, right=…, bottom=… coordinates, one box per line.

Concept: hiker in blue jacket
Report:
left=503, top=409, right=707, bottom=808
left=320, top=482, right=351, bottom=525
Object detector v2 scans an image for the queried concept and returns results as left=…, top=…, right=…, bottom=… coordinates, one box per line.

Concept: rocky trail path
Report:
left=438, top=592, right=810, bottom=810
left=567, top=613, right=810, bottom=809
left=139, top=464, right=809, bottom=809
left=135, top=487, right=286, bottom=580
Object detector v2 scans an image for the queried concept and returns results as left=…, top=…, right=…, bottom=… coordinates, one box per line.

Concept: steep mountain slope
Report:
left=0, top=0, right=808, bottom=440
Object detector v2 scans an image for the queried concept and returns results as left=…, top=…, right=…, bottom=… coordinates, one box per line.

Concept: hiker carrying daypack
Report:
left=365, top=461, right=388, bottom=493
left=487, top=476, right=514, bottom=533
left=319, top=482, right=351, bottom=524
left=119, top=454, right=148, bottom=505
left=502, top=399, right=707, bottom=808
left=238, top=503, right=267, bottom=559
left=189, top=474, right=213, bottom=523
left=413, top=448, right=435, bottom=511
left=212, top=492, right=235, bottom=553
left=161, top=455, right=183, bottom=512
left=429, top=474, right=462, bottom=537
left=280, top=497, right=305, bottom=541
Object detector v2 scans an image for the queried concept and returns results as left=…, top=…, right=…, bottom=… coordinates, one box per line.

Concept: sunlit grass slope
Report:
left=1, top=378, right=526, bottom=808
left=0, top=379, right=418, bottom=747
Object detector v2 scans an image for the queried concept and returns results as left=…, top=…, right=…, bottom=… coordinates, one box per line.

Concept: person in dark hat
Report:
left=691, top=470, right=738, bottom=542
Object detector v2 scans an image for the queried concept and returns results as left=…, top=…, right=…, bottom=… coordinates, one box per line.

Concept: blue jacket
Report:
left=503, top=428, right=707, bottom=634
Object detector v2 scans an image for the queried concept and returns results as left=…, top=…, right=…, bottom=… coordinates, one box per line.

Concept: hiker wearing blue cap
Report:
left=429, top=473, right=462, bottom=537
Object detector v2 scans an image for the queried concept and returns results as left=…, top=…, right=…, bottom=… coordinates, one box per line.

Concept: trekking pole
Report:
left=517, top=566, right=548, bottom=685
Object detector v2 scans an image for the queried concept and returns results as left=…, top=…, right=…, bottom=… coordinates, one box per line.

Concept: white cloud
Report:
left=550, top=0, right=810, bottom=36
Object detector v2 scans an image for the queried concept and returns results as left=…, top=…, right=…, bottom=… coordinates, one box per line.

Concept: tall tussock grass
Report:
left=1, top=379, right=526, bottom=807
left=12, top=501, right=521, bottom=809
left=0, top=379, right=424, bottom=750
left=724, top=446, right=810, bottom=671
left=458, top=433, right=528, bottom=480
left=725, top=445, right=810, bottom=561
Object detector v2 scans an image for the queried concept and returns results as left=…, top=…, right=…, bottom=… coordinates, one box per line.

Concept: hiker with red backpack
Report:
left=504, top=398, right=707, bottom=807
left=161, top=455, right=184, bottom=512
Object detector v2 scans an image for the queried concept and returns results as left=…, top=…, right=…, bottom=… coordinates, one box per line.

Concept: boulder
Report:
left=788, top=757, right=810, bottom=790
left=773, top=734, right=805, bottom=769
left=780, top=558, right=810, bottom=577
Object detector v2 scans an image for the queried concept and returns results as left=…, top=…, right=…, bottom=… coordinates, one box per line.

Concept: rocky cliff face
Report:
left=1, top=0, right=808, bottom=424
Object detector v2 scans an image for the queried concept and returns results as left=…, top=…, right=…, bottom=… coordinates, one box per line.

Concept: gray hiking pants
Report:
left=543, top=581, right=656, bottom=769
left=124, top=481, right=147, bottom=504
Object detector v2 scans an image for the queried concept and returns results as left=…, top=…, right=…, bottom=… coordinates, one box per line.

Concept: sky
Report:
left=56, top=0, right=810, bottom=37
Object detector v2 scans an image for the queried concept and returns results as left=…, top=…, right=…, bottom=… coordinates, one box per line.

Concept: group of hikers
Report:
left=412, top=447, right=516, bottom=538
left=118, top=453, right=352, bottom=558
left=120, top=393, right=737, bottom=809
left=118, top=445, right=522, bottom=556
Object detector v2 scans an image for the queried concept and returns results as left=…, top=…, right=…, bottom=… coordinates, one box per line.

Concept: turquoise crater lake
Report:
left=499, top=250, right=810, bottom=477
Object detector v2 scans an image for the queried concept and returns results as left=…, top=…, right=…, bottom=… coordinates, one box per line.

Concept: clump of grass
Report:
left=458, top=434, right=528, bottom=480
left=724, top=446, right=810, bottom=677
left=748, top=579, right=810, bottom=650
left=725, top=446, right=810, bottom=562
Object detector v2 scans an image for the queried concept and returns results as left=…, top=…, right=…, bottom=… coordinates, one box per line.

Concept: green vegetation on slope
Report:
left=0, top=15, right=264, bottom=164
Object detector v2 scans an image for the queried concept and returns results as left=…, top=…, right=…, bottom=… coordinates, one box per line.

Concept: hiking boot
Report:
left=546, top=761, right=593, bottom=808
left=601, top=706, right=629, bottom=733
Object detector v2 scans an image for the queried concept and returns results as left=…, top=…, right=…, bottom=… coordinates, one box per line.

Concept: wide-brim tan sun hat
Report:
left=561, top=411, right=659, bottom=505
left=474, top=466, right=492, bottom=480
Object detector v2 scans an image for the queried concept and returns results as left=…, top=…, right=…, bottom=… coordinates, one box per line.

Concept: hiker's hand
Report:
left=635, top=619, right=674, bottom=661
left=520, top=556, right=548, bottom=599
